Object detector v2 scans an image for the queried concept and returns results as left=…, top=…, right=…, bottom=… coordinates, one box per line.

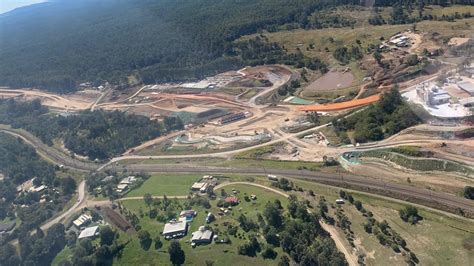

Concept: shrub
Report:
left=464, top=186, right=474, bottom=200
left=261, top=247, right=277, bottom=259
left=399, top=206, right=422, bottom=225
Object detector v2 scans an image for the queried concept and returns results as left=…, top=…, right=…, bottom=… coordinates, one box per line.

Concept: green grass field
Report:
left=124, top=174, right=474, bottom=266
left=115, top=184, right=288, bottom=265
left=54, top=174, right=474, bottom=265
left=126, top=174, right=201, bottom=197
left=52, top=247, right=73, bottom=266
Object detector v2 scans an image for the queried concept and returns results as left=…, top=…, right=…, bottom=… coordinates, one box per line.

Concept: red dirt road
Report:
left=299, top=94, right=380, bottom=112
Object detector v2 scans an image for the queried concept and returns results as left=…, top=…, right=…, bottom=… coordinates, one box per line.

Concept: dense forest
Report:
left=332, top=87, right=421, bottom=144
left=0, top=99, right=183, bottom=159
left=1, top=1, right=473, bottom=92
left=0, top=132, right=56, bottom=185
left=0, top=0, right=359, bottom=92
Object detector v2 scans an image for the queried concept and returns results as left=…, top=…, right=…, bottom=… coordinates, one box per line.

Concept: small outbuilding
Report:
left=191, top=182, right=206, bottom=191
left=116, top=184, right=128, bottom=193
left=224, top=196, right=239, bottom=205
left=191, top=226, right=213, bottom=245
left=267, top=175, right=278, bottom=181
left=73, top=214, right=92, bottom=228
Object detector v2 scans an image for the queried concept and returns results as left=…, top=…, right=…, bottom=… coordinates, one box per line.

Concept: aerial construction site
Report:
left=2, top=2, right=474, bottom=266
left=1, top=27, right=473, bottom=196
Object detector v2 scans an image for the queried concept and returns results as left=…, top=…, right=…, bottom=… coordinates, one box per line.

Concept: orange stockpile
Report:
left=298, top=94, right=381, bottom=112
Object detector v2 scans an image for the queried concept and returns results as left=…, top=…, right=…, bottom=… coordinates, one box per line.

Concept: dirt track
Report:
left=99, top=181, right=358, bottom=265
left=299, top=94, right=380, bottom=111
left=0, top=88, right=95, bottom=110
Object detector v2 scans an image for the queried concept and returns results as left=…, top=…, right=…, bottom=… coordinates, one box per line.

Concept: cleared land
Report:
left=126, top=174, right=201, bottom=197
left=299, top=94, right=380, bottom=111
left=305, top=71, right=355, bottom=92
left=291, top=179, right=474, bottom=266
left=95, top=175, right=474, bottom=266
left=115, top=184, right=288, bottom=265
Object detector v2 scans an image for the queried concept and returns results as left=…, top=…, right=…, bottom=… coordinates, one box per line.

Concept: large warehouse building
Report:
left=458, top=81, right=474, bottom=96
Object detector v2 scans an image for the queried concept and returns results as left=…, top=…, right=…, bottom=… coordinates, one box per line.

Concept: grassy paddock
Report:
left=291, top=178, right=474, bottom=266
left=56, top=175, right=474, bottom=265
left=114, top=184, right=288, bottom=265
left=126, top=174, right=201, bottom=197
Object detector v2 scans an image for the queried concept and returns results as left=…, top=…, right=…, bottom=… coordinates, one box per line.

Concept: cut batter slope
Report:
left=299, top=94, right=380, bottom=112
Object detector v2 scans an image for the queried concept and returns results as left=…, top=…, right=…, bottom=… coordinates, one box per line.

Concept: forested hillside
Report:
left=0, top=0, right=359, bottom=92
left=1, top=0, right=472, bottom=92
left=0, top=99, right=183, bottom=159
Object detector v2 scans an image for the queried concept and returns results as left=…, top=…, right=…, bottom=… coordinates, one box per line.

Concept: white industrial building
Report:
left=404, top=83, right=471, bottom=118
left=458, top=81, right=474, bottom=96
left=416, top=83, right=451, bottom=106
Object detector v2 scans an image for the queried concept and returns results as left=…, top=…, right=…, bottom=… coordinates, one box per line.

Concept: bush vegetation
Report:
left=0, top=0, right=359, bottom=92
left=332, top=87, right=420, bottom=143
left=399, top=206, right=423, bottom=225
left=0, top=133, right=75, bottom=243
left=0, top=99, right=183, bottom=160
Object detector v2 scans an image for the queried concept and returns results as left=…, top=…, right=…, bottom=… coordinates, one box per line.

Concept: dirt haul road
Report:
left=0, top=88, right=95, bottom=110
left=299, top=94, right=381, bottom=112
left=3, top=126, right=474, bottom=216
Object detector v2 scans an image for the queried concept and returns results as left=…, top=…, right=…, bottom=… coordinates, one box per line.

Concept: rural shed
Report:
left=73, top=214, right=92, bottom=228
left=78, top=226, right=99, bottom=239
left=163, top=221, right=187, bottom=237
left=191, top=226, right=213, bottom=244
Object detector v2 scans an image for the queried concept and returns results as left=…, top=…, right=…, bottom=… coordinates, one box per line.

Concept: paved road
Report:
left=43, top=181, right=86, bottom=228
left=98, top=122, right=332, bottom=170
left=0, top=126, right=99, bottom=172
left=2, top=126, right=474, bottom=219
left=10, top=180, right=86, bottom=245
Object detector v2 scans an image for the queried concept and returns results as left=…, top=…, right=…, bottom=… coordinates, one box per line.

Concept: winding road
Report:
left=3, top=124, right=473, bottom=260
left=2, top=125, right=473, bottom=215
